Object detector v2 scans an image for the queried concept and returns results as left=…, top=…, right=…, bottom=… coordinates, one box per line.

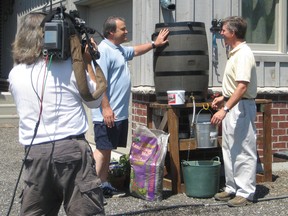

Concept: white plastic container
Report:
left=167, top=90, right=185, bottom=105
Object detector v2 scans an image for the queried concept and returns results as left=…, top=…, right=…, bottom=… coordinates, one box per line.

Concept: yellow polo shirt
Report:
left=222, top=42, right=257, bottom=99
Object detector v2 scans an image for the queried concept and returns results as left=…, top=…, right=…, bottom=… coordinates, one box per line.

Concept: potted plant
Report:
left=108, top=154, right=130, bottom=190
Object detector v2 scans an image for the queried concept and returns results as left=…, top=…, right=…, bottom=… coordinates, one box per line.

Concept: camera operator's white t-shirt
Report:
left=9, top=58, right=103, bottom=145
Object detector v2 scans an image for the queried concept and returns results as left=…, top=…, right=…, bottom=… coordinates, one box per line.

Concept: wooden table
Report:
left=147, top=99, right=272, bottom=194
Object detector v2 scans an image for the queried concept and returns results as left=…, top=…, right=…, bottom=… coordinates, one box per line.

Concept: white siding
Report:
left=1, top=0, right=288, bottom=90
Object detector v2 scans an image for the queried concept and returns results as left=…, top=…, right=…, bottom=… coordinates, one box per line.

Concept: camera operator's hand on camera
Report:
left=83, top=38, right=98, bottom=63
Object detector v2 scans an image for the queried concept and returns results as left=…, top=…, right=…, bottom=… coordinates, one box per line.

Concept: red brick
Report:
left=271, top=122, right=278, bottom=128
left=272, top=136, right=278, bottom=142
left=272, top=115, right=286, bottom=122
left=271, top=109, right=279, bottom=115
left=279, top=109, right=288, bottom=114
left=273, top=103, right=288, bottom=108
left=279, top=121, right=288, bottom=128
left=134, top=115, right=139, bottom=122
left=257, top=142, right=263, bottom=149
left=273, top=142, right=286, bottom=149
left=139, top=116, right=146, bottom=124
left=136, top=109, right=142, bottom=116
left=255, top=122, right=262, bottom=128
left=142, top=109, right=147, bottom=116
left=273, top=129, right=286, bottom=136
left=257, top=149, right=263, bottom=158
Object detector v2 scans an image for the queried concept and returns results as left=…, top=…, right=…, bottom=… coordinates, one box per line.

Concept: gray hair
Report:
left=102, top=16, right=125, bottom=38
left=221, top=16, right=247, bottom=40
left=12, top=13, right=45, bottom=65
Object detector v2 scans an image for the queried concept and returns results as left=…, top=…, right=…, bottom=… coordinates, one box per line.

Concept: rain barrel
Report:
left=153, top=22, right=209, bottom=103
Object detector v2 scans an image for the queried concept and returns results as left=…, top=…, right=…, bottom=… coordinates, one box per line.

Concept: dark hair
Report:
left=12, top=13, right=45, bottom=65
left=221, top=16, right=247, bottom=39
left=102, top=16, right=125, bottom=38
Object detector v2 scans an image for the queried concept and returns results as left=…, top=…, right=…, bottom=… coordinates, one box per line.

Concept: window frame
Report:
left=241, top=0, right=287, bottom=54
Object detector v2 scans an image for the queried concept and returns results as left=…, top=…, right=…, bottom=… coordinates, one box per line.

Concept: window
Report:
left=242, top=0, right=287, bottom=53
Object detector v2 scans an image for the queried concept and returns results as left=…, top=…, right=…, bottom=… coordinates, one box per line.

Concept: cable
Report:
left=31, top=56, right=49, bottom=101
left=187, top=95, right=196, bottom=160
left=5, top=57, right=51, bottom=216
left=108, top=203, right=206, bottom=216
left=5, top=121, right=41, bottom=216
left=257, top=195, right=288, bottom=202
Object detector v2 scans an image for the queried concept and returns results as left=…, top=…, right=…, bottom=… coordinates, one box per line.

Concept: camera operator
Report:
left=8, top=12, right=105, bottom=215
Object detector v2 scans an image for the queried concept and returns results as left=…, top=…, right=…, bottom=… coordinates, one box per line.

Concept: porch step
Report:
left=0, top=92, right=19, bottom=128
left=0, top=104, right=18, bottom=115
left=0, top=115, right=19, bottom=127
left=0, top=92, right=15, bottom=103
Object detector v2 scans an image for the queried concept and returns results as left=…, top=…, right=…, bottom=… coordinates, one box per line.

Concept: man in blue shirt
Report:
left=91, top=16, right=169, bottom=198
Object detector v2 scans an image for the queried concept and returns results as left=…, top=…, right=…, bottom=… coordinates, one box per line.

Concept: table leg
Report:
left=147, top=106, right=153, bottom=129
left=167, top=108, right=181, bottom=194
left=262, top=102, right=272, bottom=181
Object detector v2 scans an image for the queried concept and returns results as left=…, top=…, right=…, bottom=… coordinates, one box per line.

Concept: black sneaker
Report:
left=101, top=182, right=126, bottom=198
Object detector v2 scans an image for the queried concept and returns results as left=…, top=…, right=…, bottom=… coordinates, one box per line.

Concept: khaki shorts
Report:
left=20, top=138, right=105, bottom=216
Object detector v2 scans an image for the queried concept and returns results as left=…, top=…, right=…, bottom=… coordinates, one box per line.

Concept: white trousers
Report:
left=222, top=99, right=257, bottom=200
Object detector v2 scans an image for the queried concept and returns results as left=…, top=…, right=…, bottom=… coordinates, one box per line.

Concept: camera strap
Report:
left=70, top=35, right=106, bottom=101
left=40, top=10, right=58, bottom=28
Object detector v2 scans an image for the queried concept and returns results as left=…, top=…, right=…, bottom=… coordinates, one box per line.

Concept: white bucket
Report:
left=167, top=90, right=185, bottom=105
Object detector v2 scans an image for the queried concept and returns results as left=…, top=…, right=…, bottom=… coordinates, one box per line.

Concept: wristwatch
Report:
left=223, top=106, right=230, bottom=113
left=151, top=41, right=156, bottom=49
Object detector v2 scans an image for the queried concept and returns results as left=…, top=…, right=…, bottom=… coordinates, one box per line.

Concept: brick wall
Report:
left=131, top=94, right=155, bottom=132
left=132, top=92, right=288, bottom=163
left=257, top=94, right=288, bottom=162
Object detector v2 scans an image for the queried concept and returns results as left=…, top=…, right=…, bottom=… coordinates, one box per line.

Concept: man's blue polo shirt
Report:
left=91, top=39, right=134, bottom=122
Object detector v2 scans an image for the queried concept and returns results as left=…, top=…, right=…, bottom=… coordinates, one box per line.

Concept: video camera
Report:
left=42, top=7, right=99, bottom=60
left=210, top=19, right=222, bottom=33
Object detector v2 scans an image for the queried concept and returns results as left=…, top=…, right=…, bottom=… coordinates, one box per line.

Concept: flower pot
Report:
left=109, top=175, right=126, bottom=190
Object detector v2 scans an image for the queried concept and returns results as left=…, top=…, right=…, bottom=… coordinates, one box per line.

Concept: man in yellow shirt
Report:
left=211, top=16, right=257, bottom=207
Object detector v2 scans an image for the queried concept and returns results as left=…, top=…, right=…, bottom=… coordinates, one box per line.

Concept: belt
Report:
left=224, top=97, right=255, bottom=102
left=31, top=133, right=85, bottom=146
left=24, top=133, right=86, bottom=150
left=64, top=134, right=85, bottom=140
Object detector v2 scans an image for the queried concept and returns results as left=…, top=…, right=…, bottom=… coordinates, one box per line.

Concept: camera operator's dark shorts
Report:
left=94, top=119, right=128, bottom=150
left=20, top=138, right=105, bottom=216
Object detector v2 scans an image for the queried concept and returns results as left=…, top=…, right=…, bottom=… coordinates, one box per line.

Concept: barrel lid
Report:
left=155, top=21, right=205, bottom=28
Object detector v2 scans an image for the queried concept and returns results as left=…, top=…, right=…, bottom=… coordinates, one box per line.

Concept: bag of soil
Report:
left=129, top=125, right=169, bottom=201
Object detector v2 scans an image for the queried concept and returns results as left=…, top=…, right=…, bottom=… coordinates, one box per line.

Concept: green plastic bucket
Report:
left=181, top=157, right=221, bottom=198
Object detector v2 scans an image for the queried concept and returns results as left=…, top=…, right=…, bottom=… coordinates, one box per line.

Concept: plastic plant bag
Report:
left=129, top=125, right=169, bottom=201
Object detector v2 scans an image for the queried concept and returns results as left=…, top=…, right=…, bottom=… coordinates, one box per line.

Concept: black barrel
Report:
left=153, top=22, right=209, bottom=103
